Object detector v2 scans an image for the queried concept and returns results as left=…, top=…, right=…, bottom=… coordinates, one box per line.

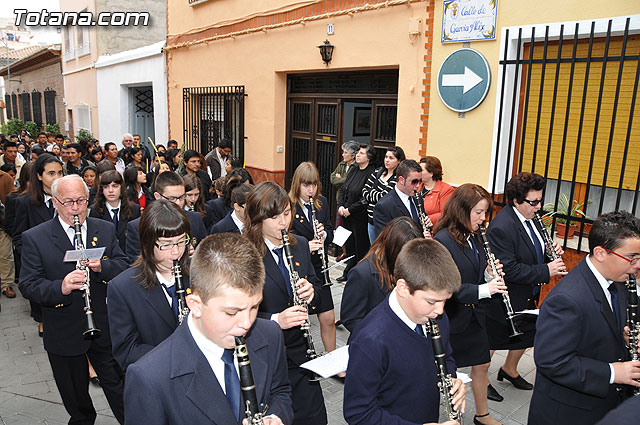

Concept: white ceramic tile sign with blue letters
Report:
left=442, top=0, right=497, bottom=43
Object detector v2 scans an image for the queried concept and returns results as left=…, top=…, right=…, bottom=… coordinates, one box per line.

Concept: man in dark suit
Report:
left=528, top=211, right=640, bottom=425
left=124, top=233, right=293, bottom=425
left=125, top=171, right=207, bottom=263
left=18, top=175, right=128, bottom=425
left=487, top=172, right=566, bottom=391
left=204, top=138, right=232, bottom=181
left=372, top=159, right=423, bottom=238
left=343, top=238, right=465, bottom=424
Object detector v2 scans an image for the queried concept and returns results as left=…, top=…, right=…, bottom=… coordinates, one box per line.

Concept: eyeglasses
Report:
left=523, top=198, right=542, bottom=206
left=408, top=179, right=422, bottom=185
left=154, top=237, right=191, bottom=251
left=160, top=193, right=186, bottom=203
left=55, top=197, right=88, bottom=207
left=603, top=247, right=640, bottom=266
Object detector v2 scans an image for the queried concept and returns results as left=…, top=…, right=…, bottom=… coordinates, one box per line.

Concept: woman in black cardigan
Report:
left=336, top=144, right=375, bottom=280
left=433, top=183, right=507, bottom=425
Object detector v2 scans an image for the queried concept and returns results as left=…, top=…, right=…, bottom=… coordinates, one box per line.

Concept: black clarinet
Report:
left=172, top=260, right=190, bottom=324
left=412, top=191, right=433, bottom=237
left=533, top=211, right=566, bottom=273
left=307, top=201, right=332, bottom=287
left=234, top=336, right=266, bottom=424
left=424, top=319, right=463, bottom=424
left=281, top=230, right=321, bottom=381
left=72, top=215, right=101, bottom=338
left=627, top=274, right=640, bottom=395
left=478, top=224, right=523, bottom=338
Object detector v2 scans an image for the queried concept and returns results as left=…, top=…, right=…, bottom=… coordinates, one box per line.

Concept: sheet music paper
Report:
left=300, top=346, right=350, bottom=378
left=332, top=226, right=352, bottom=247
left=456, top=371, right=472, bottom=384
left=63, top=247, right=106, bottom=262
left=516, top=309, right=540, bottom=316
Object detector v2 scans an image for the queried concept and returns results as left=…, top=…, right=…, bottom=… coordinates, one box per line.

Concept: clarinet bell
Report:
left=507, top=319, right=523, bottom=338
left=83, top=326, right=101, bottom=339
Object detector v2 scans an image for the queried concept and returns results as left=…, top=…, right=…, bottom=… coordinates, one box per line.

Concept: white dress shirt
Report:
left=60, top=216, right=86, bottom=248
left=394, top=186, right=413, bottom=216
left=231, top=211, right=244, bottom=233
left=156, top=270, right=175, bottom=307
left=512, top=206, right=545, bottom=252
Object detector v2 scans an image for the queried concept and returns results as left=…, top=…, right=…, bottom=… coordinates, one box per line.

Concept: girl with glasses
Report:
left=107, top=199, right=191, bottom=371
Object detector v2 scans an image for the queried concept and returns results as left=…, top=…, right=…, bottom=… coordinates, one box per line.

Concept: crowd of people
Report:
left=0, top=132, right=639, bottom=425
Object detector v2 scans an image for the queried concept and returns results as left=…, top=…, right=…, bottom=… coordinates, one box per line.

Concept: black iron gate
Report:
left=183, top=86, right=245, bottom=162
left=491, top=17, right=640, bottom=251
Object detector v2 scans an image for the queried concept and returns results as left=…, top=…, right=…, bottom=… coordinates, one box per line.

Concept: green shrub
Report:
left=1, top=119, right=39, bottom=137
left=45, top=123, right=61, bottom=134
left=76, top=128, right=93, bottom=141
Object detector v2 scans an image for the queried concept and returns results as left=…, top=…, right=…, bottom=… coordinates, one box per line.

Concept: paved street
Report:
left=0, top=260, right=533, bottom=424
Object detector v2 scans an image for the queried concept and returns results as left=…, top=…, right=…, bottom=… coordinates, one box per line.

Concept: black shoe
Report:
left=497, top=367, right=533, bottom=390
left=487, top=384, right=503, bottom=402
left=90, top=376, right=101, bottom=387
left=335, top=320, right=342, bottom=328
left=336, top=275, right=347, bottom=282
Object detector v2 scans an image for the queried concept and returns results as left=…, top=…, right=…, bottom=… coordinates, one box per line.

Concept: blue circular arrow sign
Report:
left=437, top=48, right=491, bottom=113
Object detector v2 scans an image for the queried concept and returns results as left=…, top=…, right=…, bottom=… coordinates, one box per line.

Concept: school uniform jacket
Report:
left=89, top=202, right=141, bottom=254
left=372, top=189, right=419, bottom=238
left=339, top=256, right=387, bottom=334
left=107, top=266, right=189, bottom=371
left=209, top=212, right=241, bottom=235
left=13, top=194, right=53, bottom=255
left=124, top=318, right=293, bottom=425
left=18, top=217, right=128, bottom=356
left=528, top=259, right=629, bottom=425
left=290, top=196, right=334, bottom=277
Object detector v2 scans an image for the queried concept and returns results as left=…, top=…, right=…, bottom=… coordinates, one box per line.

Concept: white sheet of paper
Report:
left=517, top=309, right=540, bottom=316
left=300, top=345, right=350, bottom=378
left=63, top=247, right=106, bottom=262
left=332, top=226, right=352, bottom=247
left=456, top=371, right=472, bottom=384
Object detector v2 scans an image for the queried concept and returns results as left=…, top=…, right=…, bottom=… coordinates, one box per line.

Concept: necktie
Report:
left=47, top=199, right=54, bottom=218
left=415, top=324, right=426, bottom=337
left=273, top=247, right=292, bottom=296
left=608, top=283, right=621, bottom=332
left=161, top=283, right=179, bottom=320
left=525, top=220, right=544, bottom=264
left=69, top=227, right=77, bottom=248
left=112, top=208, right=119, bottom=228
left=221, top=349, right=241, bottom=420
left=469, top=236, right=480, bottom=264
left=304, top=202, right=313, bottom=224
left=409, top=198, right=419, bottom=222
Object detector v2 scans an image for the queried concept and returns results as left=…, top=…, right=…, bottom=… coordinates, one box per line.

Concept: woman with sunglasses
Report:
left=245, top=181, right=327, bottom=425
left=107, top=199, right=191, bottom=371
left=486, top=172, right=566, bottom=393
left=89, top=170, right=141, bottom=253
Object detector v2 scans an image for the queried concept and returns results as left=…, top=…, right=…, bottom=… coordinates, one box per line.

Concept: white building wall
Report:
left=96, top=41, right=167, bottom=149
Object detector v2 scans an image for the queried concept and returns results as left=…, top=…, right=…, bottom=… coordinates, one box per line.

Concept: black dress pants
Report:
left=48, top=341, right=124, bottom=425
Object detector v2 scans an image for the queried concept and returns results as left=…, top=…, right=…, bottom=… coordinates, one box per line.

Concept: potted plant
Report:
left=543, top=193, right=589, bottom=239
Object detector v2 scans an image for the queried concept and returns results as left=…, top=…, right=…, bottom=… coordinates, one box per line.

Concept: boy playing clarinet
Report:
left=343, top=238, right=466, bottom=425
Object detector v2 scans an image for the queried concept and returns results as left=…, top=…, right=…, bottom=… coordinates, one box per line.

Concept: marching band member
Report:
left=434, top=184, right=507, bottom=425
left=288, top=162, right=337, bottom=354
left=124, top=234, right=293, bottom=425
left=343, top=238, right=465, bottom=425
left=486, top=172, right=565, bottom=391
left=107, top=199, right=191, bottom=371
left=210, top=176, right=252, bottom=235
left=245, top=181, right=327, bottom=425
left=340, top=216, right=422, bottom=335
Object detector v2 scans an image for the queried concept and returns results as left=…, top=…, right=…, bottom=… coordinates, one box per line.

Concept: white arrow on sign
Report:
left=441, top=66, right=483, bottom=94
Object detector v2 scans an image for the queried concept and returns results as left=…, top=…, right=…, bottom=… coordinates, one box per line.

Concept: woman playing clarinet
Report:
left=434, top=184, right=507, bottom=425
left=245, top=181, right=327, bottom=425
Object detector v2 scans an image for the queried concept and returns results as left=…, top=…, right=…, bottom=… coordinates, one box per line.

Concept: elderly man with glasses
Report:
left=19, top=174, right=129, bottom=425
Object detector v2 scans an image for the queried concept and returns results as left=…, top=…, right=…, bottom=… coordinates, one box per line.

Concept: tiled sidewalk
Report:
left=0, top=263, right=532, bottom=424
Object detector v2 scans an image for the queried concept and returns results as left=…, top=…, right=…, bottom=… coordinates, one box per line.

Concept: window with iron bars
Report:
left=5, top=95, right=11, bottom=120
left=44, top=89, right=57, bottom=125
left=20, top=93, right=31, bottom=122
left=31, top=91, right=42, bottom=127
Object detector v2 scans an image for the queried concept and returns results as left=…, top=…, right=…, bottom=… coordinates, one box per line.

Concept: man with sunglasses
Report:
left=19, top=174, right=128, bottom=425
left=373, top=159, right=427, bottom=238
left=125, top=171, right=207, bottom=263
left=529, top=211, right=640, bottom=425
left=486, top=172, right=566, bottom=394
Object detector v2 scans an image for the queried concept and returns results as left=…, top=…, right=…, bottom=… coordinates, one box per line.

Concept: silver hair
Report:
left=51, top=174, right=90, bottom=198
left=122, top=133, right=133, bottom=141
left=341, top=140, right=360, bottom=156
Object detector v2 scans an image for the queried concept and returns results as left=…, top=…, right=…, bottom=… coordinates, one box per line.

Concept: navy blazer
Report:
left=124, top=318, right=293, bottom=425
left=89, top=202, right=141, bottom=253
left=290, top=196, right=334, bottom=277
left=210, top=212, right=241, bottom=235
left=257, top=235, right=322, bottom=367
left=3, top=192, right=18, bottom=236
left=340, top=256, right=387, bottom=334
left=107, top=266, right=189, bottom=371
left=528, top=259, right=629, bottom=425
left=125, top=210, right=207, bottom=263
left=486, top=205, right=550, bottom=314
left=205, top=197, right=232, bottom=231
left=373, top=189, right=418, bottom=238
left=595, top=395, right=640, bottom=425
left=13, top=194, right=54, bottom=255
left=434, top=229, right=489, bottom=334
left=18, top=217, right=128, bottom=356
